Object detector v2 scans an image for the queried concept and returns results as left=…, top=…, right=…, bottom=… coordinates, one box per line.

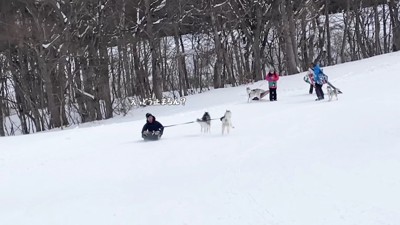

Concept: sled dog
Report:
left=327, top=86, right=338, bottom=101
left=196, top=112, right=211, bottom=133
left=246, top=87, right=268, bottom=102
left=220, top=110, right=234, bottom=135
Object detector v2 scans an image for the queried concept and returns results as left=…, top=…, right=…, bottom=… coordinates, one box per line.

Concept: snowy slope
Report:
left=1, top=52, right=400, bottom=225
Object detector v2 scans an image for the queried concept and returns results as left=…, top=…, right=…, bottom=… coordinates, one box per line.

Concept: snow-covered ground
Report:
left=1, top=52, right=400, bottom=225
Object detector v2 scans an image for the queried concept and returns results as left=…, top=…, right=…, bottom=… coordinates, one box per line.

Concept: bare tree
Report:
left=389, top=0, right=400, bottom=51
left=280, top=0, right=299, bottom=74
left=144, top=0, right=163, bottom=99
left=0, top=59, right=5, bottom=136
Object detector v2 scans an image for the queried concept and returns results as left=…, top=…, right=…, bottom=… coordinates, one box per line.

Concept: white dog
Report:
left=220, top=110, right=234, bottom=135
left=327, top=86, right=338, bottom=101
left=196, top=112, right=211, bottom=133
left=246, top=87, right=269, bottom=102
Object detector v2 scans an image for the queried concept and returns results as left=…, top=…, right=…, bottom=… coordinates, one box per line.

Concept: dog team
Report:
left=141, top=110, right=234, bottom=140
left=196, top=110, right=234, bottom=135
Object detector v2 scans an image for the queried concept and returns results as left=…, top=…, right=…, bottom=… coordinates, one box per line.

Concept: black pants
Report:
left=269, top=88, right=277, bottom=101
left=309, top=84, right=314, bottom=94
left=315, top=83, right=324, bottom=100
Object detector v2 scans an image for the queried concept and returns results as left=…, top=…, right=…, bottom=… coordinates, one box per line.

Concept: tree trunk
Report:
left=144, top=0, right=162, bottom=99
left=87, top=44, right=102, bottom=121
left=243, top=40, right=252, bottom=81
left=174, top=24, right=188, bottom=96
left=210, top=10, right=223, bottom=88
left=253, top=4, right=263, bottom=80
left=131, top=39, right=147, bottom=99
left=354, top=1, right=369, bottom=58
left=340, top=10, right=349, bottom=63
left=0, top=78, right=4, bottom=136
left=309, top=19, right=316, bottom=64
left=325, top=0, right=332, bottom=65
left=389, top=0, right=400, bottom=51
left=36, top=49, right=63, bottom=128
left=300, top=13, right=309, bottom=70
left=98, top=37, right=113, bottom=119
left=281, top=0, right=298, bottom=74
left=74, top=56, right=90, bottom=123
left=383, top=4, right=389, bottom=53
left=231, top=32, right=244, bottom=83
left=374, top=0, right=382, bottom=55
left=287, top=0, right=299, bottom=67
left=179, top=34, right=190, bottom=92
left=53, top=57, right=69, bottom=128
left=122, top=37, right=133, bottom=97
left=315, top=15, right=326, bottom=64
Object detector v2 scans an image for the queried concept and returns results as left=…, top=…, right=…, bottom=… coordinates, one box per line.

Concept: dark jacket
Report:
left=141, top=115, right=164, bottom=135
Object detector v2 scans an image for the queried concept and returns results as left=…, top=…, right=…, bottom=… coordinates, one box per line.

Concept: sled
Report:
left=251, top=90, right=270, bottom=100
left=142, top=132, right=162, bottom=141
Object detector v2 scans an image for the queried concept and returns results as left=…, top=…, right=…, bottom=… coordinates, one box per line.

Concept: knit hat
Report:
left=146, top=113, right=152, bottom=118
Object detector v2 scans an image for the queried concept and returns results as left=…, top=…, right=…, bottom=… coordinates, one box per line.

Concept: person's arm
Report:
left=156, top=122, right=164, bottom=135
left=142, top=124, right=148, bottom=133
left=274, top=74, right=279, bottom=81
left=141, top=124, right=148, bottom=138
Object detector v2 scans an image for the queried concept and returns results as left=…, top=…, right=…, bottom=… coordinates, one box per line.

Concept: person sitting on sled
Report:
left=142, top=113, right=164, bottom=140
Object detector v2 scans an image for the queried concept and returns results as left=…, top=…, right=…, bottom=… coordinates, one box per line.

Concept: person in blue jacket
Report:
left=309, top=62, right=325, bottom=101
left=142, top=113, right=164, bottom=140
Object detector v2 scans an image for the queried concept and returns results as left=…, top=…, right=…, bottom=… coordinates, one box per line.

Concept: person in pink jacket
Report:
left=265, top=68, right=280, bottom=101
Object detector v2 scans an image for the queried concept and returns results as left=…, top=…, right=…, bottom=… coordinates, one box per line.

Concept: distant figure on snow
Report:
left=309, top=62, right=326, bottom=101
left=265, top=67, right=280, bottom=101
